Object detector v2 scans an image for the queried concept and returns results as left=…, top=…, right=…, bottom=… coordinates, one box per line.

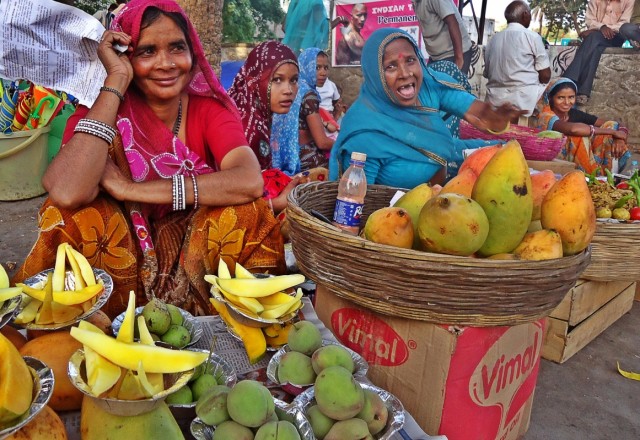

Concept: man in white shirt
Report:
left=484, top=1, right=551, bottom=117
left=413, top=0, right=473, bottom=75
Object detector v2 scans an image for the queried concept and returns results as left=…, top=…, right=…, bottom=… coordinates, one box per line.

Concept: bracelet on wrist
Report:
left=100, top=86, right=125, bottom=103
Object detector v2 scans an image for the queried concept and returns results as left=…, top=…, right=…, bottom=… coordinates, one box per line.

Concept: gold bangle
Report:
left=487, top=121, right=510, bottom=135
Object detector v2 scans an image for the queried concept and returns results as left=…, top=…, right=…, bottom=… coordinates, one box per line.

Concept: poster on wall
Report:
left=332, top=0, right=426, bottom=67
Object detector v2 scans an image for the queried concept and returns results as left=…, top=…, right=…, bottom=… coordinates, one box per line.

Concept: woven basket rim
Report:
left=287, top=181, right=591, bottom=326
left=459, top=120, right=564, bottom=161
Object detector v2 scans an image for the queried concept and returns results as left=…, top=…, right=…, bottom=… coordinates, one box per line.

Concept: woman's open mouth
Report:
left=396, top=83, right=417, bottom=100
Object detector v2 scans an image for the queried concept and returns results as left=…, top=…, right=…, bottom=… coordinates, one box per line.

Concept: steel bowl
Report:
left=0, top=295, right=21, bottom=330
left=111, top=306, right=203, bottom=348
left=0, top=357, right=55, bottom=439
left=15, top=268, right=113, bottom=331
left=208, top=273, right=303, bottom=329
left=293, top=381, right=405, bottom=440
left=67, top=349, right=194, bottom=417
left=190, top=398, right=314, bottom=440
left=266, top=339, right=370, bottom=396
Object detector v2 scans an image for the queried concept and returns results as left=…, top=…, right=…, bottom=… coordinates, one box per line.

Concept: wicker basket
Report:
left=287, top=181, right=591, bottom=327
left=459, top=120, right=565, bottom=161
left=581, top=221, right=640, bottom=281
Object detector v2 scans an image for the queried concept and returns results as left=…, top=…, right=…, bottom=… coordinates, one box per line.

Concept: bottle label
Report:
left=333, top=199, right=364, bottom=227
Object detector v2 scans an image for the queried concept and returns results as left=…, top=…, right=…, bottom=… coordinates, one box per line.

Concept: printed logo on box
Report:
left=331, top=308, right=409, bottom=366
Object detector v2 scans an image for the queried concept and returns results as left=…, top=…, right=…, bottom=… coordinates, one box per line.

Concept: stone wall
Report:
left=328, top=46, right=640, bottom=146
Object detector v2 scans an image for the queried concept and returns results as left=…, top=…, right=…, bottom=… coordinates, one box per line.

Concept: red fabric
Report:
left=62, top=98, right=246, bottom=169
left=261, top=168, right=292, bottom=200
left=228, top=41, right=298, bottom=170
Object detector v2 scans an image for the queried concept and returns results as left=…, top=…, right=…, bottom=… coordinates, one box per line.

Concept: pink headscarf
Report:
left=110, top=0, right=238, bottom=117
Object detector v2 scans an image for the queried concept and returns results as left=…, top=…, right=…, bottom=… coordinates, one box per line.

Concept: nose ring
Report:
left=171, top=62, right=176, bottom=67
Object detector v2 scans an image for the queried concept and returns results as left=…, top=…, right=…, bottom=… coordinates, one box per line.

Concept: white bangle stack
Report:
left=172, top=174, right=186, bottom=211
left=74, top=118, right=117, bottom=144
left=190, top=174, right=199, bottom=210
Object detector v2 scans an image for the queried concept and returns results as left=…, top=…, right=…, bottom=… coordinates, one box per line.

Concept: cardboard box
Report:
left=542, top=280, right=635, bottom=363
left=315, top=285, right=544, bottom=440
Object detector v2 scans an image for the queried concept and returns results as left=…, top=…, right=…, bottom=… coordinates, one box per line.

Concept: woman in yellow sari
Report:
left=12, top=0, right=285, bottom=318
left=533, top=78, right=630, bottom=175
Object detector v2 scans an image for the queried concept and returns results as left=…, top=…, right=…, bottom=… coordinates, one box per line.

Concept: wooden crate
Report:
left=542, top=280, right=636, bottom=363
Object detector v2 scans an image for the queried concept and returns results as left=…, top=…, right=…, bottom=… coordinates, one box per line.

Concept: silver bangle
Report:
left=74, top=118, right=117, bottom=144
left=172, top=175, right=186, bottom=211
left=190, top=174, right=199, bottom=210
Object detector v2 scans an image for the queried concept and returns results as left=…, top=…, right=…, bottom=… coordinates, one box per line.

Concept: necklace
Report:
left=172, top=99, right=182, bottom=136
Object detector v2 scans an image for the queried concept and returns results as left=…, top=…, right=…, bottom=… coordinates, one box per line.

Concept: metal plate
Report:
left=293, top=381, right=405, bottom=440
left=208, top=274, right=303, bottom=328
left=68, top=349, right=195, bottom=417
left=15, top=268, right=113, bottom=330
left=0, top=295, right=21, bottom=330
left=0, top=356, right=55, bottom=439
left=111, top=306, right=203, bottom=348
left=266, top=339, right=370, bottom=394
left=190, top=398, right=314, bottom=440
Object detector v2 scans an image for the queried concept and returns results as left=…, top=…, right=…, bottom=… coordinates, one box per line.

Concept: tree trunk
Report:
left=177, top=0, right=224, bottom=76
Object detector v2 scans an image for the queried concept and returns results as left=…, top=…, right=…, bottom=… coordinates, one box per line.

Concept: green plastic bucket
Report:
left=0, top=126, right=50, bottom=201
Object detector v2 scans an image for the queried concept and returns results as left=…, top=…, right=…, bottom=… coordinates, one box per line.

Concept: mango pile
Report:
left=303, top=366, right=389, bottom=439
left=276, top=321, right=356, bottom=390
left=364, top=140, right=596, bottom=261
left=195, top=379, right=302, bottom=439
left=206, top=260, right=304, bottom=364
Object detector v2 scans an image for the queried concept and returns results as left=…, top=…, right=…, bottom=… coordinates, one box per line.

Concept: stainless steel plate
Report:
left=190, top=398, right=314, bottom=440
left=209, top=274, right=303, bottom=328
left=0, top=295, right=21, bottom=330
left=0, top=356, right=55, bottom=439
left=111, top=306, right=203, bottom=348
left=67, top=349, right=194, bottom=417
left=293, top=381, right=405, bottom=440
left=15, top=268, right=113, bottom=331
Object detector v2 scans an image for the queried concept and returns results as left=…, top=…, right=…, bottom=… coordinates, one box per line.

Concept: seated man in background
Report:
left=562, top=0, right=633, bottom=105
left=484, top=0, right=550, bottom=122
left=413, top=0, right=474, bottom=75
left=619, top=0, right=640, bottom=47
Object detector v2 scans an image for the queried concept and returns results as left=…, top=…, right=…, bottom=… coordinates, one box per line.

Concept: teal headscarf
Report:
left=329, top=28, right=480, bottom=187
left=283, top=0, right=329, bottom=53
left=271, top=47, right=322, bottom=175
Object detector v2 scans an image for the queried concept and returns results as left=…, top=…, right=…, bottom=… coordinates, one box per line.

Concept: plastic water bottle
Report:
left=625, top=160, right=639, bottom=177
left=332, top=152, right=367, bottom=235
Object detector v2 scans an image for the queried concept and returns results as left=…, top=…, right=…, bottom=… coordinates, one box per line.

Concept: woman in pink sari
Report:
left=13, top=0, right=285, bottom=317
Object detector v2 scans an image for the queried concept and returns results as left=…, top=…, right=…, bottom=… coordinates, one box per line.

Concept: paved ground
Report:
left=1, top=195, right=639, bottom=439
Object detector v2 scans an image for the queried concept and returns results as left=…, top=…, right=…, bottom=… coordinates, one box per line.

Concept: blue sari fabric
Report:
left=428, top=60, right=472, bottom=137
left=282, top=0, right=329, bottom=53
left=329, top=28, right=482, bottom=188
left=271, top=48, right=322, bottom=176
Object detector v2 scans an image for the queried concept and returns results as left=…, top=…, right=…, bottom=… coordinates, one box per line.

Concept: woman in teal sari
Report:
left=329, top=28, right=522, bottom=188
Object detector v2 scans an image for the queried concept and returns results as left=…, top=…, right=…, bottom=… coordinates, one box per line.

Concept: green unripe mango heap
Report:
left=472, top=140, right=533, bottom=256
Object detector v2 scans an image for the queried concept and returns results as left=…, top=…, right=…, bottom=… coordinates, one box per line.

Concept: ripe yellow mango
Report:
left=540, top=171, right=596, bottom=256
left=69, top=327, right=207, bottom=373
left=0, top=333, right=33, bottom=424
left=513, top=229, right=564, bottom=261
left=472, top=140, right=533, bottom=256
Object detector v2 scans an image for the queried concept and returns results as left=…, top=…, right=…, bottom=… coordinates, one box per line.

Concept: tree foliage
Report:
left=223, top=0, right=285, bottom=43
left=530, top=0, right=587, bottom=40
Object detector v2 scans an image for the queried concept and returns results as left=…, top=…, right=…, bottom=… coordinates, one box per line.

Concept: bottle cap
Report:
left=351, top=152, right=367, bottom=162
